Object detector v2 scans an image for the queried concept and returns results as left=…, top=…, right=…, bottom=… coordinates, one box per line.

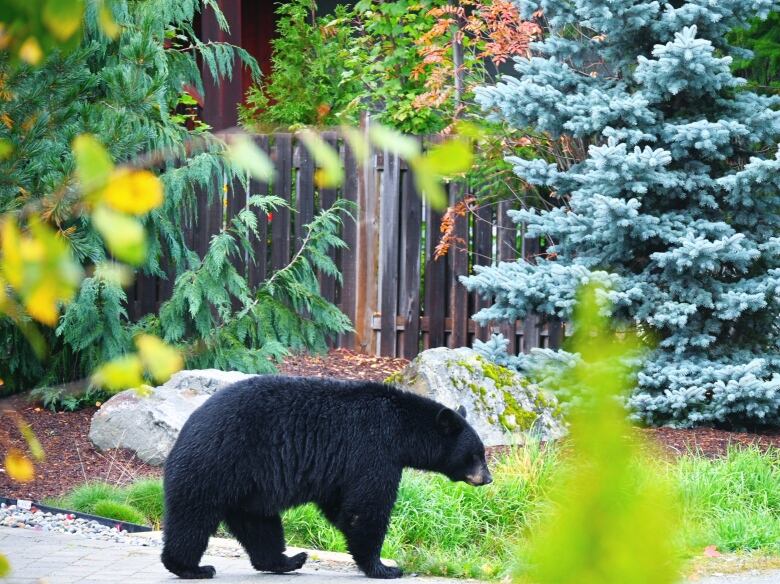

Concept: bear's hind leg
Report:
left=161, top=510, right=219, bottom=579
left=225, top=510, right=307, bottom=574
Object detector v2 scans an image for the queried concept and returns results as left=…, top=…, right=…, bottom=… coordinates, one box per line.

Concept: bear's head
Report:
left=435, top=406, right=492, bottom=486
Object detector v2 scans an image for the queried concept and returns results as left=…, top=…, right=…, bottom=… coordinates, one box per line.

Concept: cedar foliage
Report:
left=0, top=0, right=352, bottom=394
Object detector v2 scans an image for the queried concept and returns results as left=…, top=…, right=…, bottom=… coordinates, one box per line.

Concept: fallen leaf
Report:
left=703, top=545, right=721, bottom=558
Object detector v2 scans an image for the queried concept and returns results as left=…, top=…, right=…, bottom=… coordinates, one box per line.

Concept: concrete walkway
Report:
left=3, top=526, right=780, bottom=583
left=0, top=527, right=478, bottom=583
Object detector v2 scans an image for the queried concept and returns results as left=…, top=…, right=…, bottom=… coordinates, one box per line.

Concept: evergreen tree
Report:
left=1, top=0, right=351, bottom=394
left=463, top=0, right=780, bottom=428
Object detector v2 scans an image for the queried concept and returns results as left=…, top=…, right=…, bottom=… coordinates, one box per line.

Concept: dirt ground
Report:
left=1, top=348, right=779, bottom=501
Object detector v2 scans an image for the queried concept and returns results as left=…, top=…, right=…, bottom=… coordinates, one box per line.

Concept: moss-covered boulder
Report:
left=388, top=348, right=565, bottom=445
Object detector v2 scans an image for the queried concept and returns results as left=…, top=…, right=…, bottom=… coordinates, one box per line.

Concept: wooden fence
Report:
left=125, top=130, right=564, bottom=359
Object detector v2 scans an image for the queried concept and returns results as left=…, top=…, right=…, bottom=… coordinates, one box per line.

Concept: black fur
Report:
left=161, top=375, right=492, bottom=579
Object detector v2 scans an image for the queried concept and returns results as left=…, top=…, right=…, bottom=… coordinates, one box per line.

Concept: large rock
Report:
left=388, top=347, right=565, bottom=446
left=89, top=369, right=256, bottom=465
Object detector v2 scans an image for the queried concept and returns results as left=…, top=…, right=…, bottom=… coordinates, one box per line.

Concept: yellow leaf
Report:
left=0, top=217, right=81, bottom=325
left=134, top=384, right=154, bottom=398
left=19, top=37, right=43, bottom=65
left=73, top=134, right=114, bottom=194
left=91, top=354, right=144, bottom=391
left=299, top=130, right=344, bottom=188
left=0, top=552, right=9, bottom=578
left=99, top=4, right=121, bottom=39
left=135, top=334, right=183, bottom=384
left=102, top=168, right=164, bottom=215
left=0, top=219, right=22, bottom=289
left=15, top=419, right=44, bottom=461
left=92, top=206, right=147, bottom=266
left=5, top=449, right=34, bottom=482
left=43, top=0, right=84, bottom=42
left=24, top=284, right=59, bottom=326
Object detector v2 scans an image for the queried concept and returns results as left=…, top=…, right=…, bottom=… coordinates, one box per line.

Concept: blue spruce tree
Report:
left=462, top=0, right=780, bottom=428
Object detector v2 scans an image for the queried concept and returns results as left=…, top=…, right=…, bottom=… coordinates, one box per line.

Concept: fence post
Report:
left=354, top=117, right=380, bottom=354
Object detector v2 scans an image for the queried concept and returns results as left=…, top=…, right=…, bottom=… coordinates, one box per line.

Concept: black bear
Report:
left=161, top=375, right=492, bottom=580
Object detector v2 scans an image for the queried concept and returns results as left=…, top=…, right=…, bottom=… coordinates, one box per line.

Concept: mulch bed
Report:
left=1, top=348, right=779, bottom=501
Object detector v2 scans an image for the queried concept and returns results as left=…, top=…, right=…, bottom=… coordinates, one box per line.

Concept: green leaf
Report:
left=226, top=134, right=276, bottom=182
left=0, top=139, right=13, bottom=160
left=92, top=206, right=147, bottom=266
left=422, top=138, right=474, bottom=177
left=299, top=130, right=344, bottom=188
left=369, top=125, right=420, bottom=159
left=72, top=134, right=114, bottom=194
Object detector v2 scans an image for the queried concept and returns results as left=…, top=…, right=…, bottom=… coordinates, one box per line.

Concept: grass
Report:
left=50, top=445, right=780, bottom=580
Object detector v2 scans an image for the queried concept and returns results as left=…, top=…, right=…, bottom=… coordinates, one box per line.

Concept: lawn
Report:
left=50, top=443, right=780, bottom=580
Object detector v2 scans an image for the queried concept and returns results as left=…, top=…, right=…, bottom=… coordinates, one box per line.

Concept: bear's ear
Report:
left=436, top=407, right=464, bottom=436
left=456, top=405, right=467, bottom=420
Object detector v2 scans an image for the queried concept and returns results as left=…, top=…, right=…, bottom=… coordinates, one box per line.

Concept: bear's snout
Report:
left=465, top=466, right=492, bottom=486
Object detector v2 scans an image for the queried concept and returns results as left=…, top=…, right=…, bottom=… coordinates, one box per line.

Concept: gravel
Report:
left=0, top=503, right=156, bottom=545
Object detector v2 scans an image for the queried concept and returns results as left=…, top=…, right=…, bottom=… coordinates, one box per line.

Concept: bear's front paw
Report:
left=178, top=565, right=216, bottom=579
left=364, top=563, right=403, bottom=579
left=253, top=552, right=308, bottom=574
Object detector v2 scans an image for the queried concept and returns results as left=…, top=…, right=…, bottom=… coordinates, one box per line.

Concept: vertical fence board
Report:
left=522, top=234, right=541, bottom=351
left=248, top=135, right=270, bottom=288
left=318, top=131, right=339, bottom=308
left=497, top=200, right=518, bottom=355
left=400, top=162, right=422, bottom=359
left=449, top=182, right=469, bottom=348
left=296, top=140, right=316, bottom=249
left=227, top=173, right=248, bottom=283
left=379, top=149, right=401, bottom=357
left=339, top=135, right=360, bottom=348
left=271, top=134, right=293, bottom=271
left=424, top=202, right=446, bottom=350
left=472, top=202, right=493, bottom=342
